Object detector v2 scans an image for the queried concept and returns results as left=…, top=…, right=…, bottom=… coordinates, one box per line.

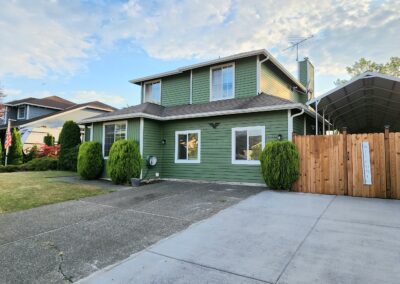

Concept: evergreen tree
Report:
left=58, top=121, right=81, bottom=171
left=8, top=128, right=23, bottom=165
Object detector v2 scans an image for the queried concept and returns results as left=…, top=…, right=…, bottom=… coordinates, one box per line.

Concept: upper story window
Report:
left=231, top=126, right=265, bottom=165
left=103, top=121, right=127, bottom=157
left=17, top=106, right=26, bottom=119
left=210, top=63, right=234, bottom=101
left=144, top=80, right=161, bottom=104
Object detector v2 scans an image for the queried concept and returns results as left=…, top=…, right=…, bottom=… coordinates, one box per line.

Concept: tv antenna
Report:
left=283, top=35, right=314, bottom=61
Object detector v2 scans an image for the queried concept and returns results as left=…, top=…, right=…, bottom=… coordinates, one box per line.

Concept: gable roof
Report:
left=81, top=93, right=309, bottom=123
left=129, top=49, right=306, bottom=92
left=0, top=101, right=117, bottom=130
left=5, top=96, right=75, bottom=110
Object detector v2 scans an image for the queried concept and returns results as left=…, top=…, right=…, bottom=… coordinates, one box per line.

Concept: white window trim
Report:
left=143, top=79, right=162, bottom=104
left=174, top=130, right=201, bottom=164
left=209, top=62, right=235, bottom=102
left=102, top=120, right=128, bottom=159
left=17, top=105, right=26, bottom=119
left=231, top=126, right=265, bottom=165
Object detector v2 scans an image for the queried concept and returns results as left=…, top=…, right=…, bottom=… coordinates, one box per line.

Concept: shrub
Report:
left=77, top=142, right=103, bottom=179
left=8, top=128, right=23, bottom=165
left=260, top=141, right=300, bottom=190
left=0, top=165, right=20, bottom=173
left=58, top=121, right=81, bottom=149
left=43, top=133, right=55, bottom=146
left=58, top=121, right=81, bottom=171
left=0, top=138, right=2, bottom=164
left=59, top=146, right=79, bottom=171
left=107, top=140, right=142, bottom=184
left=20, top=157, right=58, bottom=171
left=37, top=144, right=60, bottom=158
left=24, top=145, right=39, bottom=162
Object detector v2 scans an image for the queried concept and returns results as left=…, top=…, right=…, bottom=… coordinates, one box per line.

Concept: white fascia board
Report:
left=80, top=103, right=307, bottom=124
left=4, top=102, right=64, bottom=110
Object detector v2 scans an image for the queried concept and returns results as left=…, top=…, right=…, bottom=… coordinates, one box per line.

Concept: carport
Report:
left=307, top=72, right=400, bottom=134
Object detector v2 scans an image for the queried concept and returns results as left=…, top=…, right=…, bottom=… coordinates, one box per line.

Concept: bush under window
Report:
left=77, top=142, right=104, bottom=180
left=107, top=140, right=142, bottom=184
left=260, top=141, right=300, bottom=190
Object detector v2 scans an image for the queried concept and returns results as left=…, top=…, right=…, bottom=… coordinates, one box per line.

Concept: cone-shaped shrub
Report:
left=8, top=128, right=23, bottom=165
left=77, top=142, right=104, bottom=179
left=43, top=133, right=55, bottom=146
left=260, top=141, right=300, bottom=190
left=107, top=140, right=142, bottom=184
left=58, top=121, right=81, bottom=171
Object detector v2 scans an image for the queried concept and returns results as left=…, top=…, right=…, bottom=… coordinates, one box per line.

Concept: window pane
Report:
left=178, top=134, right=187, bottom=159
left=18, top=107, right=25, bottom=118
left=145, top=82, right=161, bottom=104
left=104, top=124, right=115, bottom=156
left=212, top=68, right=222, bottom=100
left=248, top=133, right=262, bottom=160
left=235, top=130, right=247, bottom=160
left=114, top=123, right=126, bottom=141
left=188, top=133, right=198, bottom=160
left=222, top=66, right=233, bottom=98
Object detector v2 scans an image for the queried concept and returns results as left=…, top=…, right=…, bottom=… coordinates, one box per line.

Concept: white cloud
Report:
left=1, top=0, right=399, bottom=86
left=71, top=90, right=127, bottom=107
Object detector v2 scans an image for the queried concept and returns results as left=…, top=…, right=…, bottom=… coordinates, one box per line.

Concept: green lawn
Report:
left=0, top=171, right=110, bottom=214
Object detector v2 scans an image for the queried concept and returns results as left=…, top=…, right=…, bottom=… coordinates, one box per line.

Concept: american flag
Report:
left=4, top=126, right=12, bottom=149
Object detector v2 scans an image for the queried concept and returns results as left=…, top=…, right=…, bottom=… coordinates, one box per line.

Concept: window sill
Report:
left=210, top=96, right=234, bottom=102
left=231, top=160, right=260, bottom=165
left=174, top=160, right=201, bottom=164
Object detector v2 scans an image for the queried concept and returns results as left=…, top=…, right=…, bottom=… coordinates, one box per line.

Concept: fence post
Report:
left=384, top=125, right=391, bottom=199
left=342, top=127, right=348, bottom=196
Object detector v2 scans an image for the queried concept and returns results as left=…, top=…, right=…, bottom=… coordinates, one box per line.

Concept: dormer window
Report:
left=17, top=106, right=26, bottom=119
left=144, top=80, right=161, bottom=104
left=210, top=63, right=234, bottom=101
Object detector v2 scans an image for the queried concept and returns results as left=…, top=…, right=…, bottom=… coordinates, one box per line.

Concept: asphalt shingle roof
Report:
left=5, top=96, right=76, bottom=110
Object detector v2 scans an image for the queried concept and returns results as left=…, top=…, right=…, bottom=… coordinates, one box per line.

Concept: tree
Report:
left=334, top=57, right=400, bottom=85
left=8, top=128, right=23, bottom=165
left=58, top=121, right=81, bottom=171
left=43, top=133, right=55, bottom=146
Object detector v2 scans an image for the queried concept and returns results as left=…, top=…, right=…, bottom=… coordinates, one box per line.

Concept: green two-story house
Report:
left=82, top=49, right=318, bottom=185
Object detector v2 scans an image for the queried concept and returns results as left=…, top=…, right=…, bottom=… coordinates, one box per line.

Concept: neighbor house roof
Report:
left=4, top=96, right=75, bottom=110
left=129, top=49, right=306, bottom=92
left=0, top=101, right=117, bottom=130
left=81, top=93, right=314, bottom=123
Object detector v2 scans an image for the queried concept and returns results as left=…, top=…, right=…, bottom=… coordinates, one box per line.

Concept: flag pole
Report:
left=5, top=119, right=11, bottom=166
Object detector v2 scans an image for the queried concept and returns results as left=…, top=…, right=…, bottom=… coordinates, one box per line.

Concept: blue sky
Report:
left=1, top=0, right=399, bottom=108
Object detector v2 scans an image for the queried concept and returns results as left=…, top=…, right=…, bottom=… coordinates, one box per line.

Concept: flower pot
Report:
left=131, top=178, right=141, bottom=187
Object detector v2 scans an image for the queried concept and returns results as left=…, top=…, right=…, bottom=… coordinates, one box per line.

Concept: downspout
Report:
left=257, top=55, right=270, bottom=95
left=288, top=107, right=305, bottom=141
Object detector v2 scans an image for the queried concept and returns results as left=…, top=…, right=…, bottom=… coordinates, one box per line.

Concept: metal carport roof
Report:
left=307, top=72, right=400, bottom=133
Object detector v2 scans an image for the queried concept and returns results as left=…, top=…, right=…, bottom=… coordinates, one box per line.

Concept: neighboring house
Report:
left=0, top=96, right=116, bottom=151
left=82, top=49, right=321, bottom=184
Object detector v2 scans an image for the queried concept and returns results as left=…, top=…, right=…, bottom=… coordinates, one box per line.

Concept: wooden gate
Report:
left=293, top=130, right=400, bottom=199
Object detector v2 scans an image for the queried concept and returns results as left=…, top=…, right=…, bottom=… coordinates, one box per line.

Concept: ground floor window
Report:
left=232, top=126, right=265, bottom=165
left=103, top=121, right=127, bottom=157
left=175, top=130, right=201, bottom=163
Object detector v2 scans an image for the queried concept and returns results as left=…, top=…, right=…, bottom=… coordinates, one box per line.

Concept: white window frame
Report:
left=102, top=120, right=128, bottom=159
left=17, top=105, right=26, bottom=119
left=174, top=130, right=201, bottom=164
left=143, top=79, right=162, bottom=104
left=231, top=126, right=265, bottom=165
left=210, top=62, right=235, bottom=102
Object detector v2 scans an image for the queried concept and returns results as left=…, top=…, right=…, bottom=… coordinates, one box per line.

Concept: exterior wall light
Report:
left=161, top=139, right=166, bottom=145
left=277, top=134, right=282, bottom=141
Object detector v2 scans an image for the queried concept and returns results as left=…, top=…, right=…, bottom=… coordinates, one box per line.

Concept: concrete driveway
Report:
left=81, top=191, right=400, bottom=284
left=0, top=181, right=263, bottom=283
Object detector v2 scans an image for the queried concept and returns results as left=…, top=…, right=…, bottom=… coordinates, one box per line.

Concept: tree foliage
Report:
left=107, top=140, right=142, bottom=184
left=260, top=141, right=300, bottom=190
left=334, top=57, right=400, bottom=85
left=77, top=142, right=104, bottom=180
left=58, top=121, right=81, bottom=171
left=8, top=128, right=23, bottom=165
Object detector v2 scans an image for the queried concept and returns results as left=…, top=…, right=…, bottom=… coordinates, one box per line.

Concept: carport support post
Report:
left=322, top=109, right=325, bottom=135
left=315, top=100, right=319, bottom=135
left=384, top=125, right=391, bottom=198
left=342, top=127, right=348, bottom=196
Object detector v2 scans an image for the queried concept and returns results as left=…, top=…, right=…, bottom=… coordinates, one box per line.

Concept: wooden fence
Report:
left=293, top=129, right=400, bottom=199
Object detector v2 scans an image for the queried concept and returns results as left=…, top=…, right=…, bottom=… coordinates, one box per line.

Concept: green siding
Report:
left=191, top=66, right=209, bottom=104
left=142, top=119, right=163, bottom=180
left=260, top=62, right=307, bottom=104
left=92, top=123, right=102, bottom=143
left=235, top=56, right=257, bottom=98
left=293, top=115, right=304, bottom=135
left=161, top=72, right=190, bottom=106
left=160, top=111, right=288, bottom=183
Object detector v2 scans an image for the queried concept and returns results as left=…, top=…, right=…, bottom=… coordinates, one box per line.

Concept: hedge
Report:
left=260, top=141, right=300, bottom=190
left=107, top=140, right=142, bottom=184
left=59, top=146, right=79, bottom=171
left=77, top=142, right=103, bottom=179
left=0, top=157, right=58, bottom=172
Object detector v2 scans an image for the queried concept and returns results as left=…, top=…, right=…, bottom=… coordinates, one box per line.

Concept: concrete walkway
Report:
left=80, top=191, right=400, bottom=284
